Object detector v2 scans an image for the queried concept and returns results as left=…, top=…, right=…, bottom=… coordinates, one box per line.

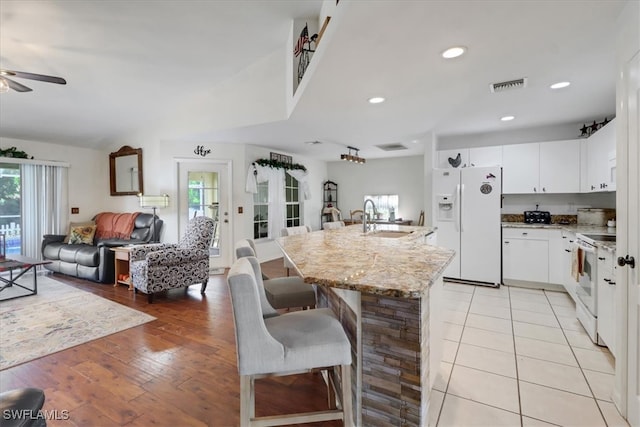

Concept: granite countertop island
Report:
left=276, top=224, right=454, bottom=298
left=276, top=225, right=454, bottom=426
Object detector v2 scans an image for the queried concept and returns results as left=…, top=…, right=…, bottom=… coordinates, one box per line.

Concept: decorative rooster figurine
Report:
left=448, top=153, right=462, bottom=168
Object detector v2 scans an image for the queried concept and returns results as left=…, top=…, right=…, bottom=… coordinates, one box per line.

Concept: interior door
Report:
left=177, top=160, right=232, bottom=270
left=626, top=51, right=639, bottom=427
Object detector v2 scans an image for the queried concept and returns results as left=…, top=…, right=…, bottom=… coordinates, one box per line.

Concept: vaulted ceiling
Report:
left=0, top=0, right=627, bottom=160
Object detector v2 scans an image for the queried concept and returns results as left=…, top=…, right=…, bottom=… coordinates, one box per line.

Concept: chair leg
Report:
left=240, top=375, right=252, bottom=426
left=147, top=293, right=154, bottom=303
left=201, top=279, right=208, bottom=294
left=341, top=364, right=353, bottom=427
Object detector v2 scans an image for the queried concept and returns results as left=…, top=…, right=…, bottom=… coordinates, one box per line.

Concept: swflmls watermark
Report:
left=3, top=409, right=70, bottom=421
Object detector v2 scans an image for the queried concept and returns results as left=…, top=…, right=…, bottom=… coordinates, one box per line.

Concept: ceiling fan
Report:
left=0, top=69, right=67, bottom=93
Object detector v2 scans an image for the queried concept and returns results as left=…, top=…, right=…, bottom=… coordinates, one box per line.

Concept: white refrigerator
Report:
left=433, top=166, right=502, bottom=286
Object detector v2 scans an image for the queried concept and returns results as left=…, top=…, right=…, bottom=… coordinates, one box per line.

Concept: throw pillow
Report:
left=63, top=221, right=96, bottom=243
left=67, top=225, right=97, bottom=245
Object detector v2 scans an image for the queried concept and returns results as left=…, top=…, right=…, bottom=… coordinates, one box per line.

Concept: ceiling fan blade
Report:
left=4, top=70, right=66, bottom=85
left=3, top=77, right=33, bottom=92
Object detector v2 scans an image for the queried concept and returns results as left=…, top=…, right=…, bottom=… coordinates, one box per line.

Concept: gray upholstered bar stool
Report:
left=227, top=257, right=353, bottom=426
left=281, top=225, right=312, bottom=276
left=235, top=239, right=316, bottom=310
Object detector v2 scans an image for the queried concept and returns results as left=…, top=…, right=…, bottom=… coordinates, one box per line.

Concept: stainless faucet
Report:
left=363, top=198, right=377, bottom=233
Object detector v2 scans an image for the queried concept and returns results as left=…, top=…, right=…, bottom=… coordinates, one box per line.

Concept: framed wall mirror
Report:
left=109, top=146, right=143, bottom=196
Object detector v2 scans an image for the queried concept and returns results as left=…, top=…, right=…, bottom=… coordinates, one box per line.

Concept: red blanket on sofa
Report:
left=94, top=212, right=141, bottom=240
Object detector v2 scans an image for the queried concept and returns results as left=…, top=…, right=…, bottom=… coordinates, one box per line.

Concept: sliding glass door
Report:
left=0, top=164, right=21, bottom=255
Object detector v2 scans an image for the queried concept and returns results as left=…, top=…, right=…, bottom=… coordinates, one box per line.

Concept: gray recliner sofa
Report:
left=41, top=213, right=162, bottom=283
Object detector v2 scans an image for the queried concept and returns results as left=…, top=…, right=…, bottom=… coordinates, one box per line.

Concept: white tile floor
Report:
left=430, top=282, right=630, bottom=427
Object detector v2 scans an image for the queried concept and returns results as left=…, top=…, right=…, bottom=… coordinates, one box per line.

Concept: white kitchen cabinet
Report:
left=586, top=118, right=616, bottom=192
left=539, top=139, right=581, bottom=193
left=502, top=143, right=540, bottom=193
left=597, top=249, right=617, bottom=356
left=503, top=228, right=549, bottom=283
left=503, top=140, right=581, bottom=194
left=468, top=146, right=502, bottom=167
left=436, top=149, right=469, bottom=169
left=562, top=230, right=579, bottom=302
left=548, top=229, right=564, bottom=285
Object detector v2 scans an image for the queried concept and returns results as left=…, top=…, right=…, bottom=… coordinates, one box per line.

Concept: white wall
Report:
left=437, top=122, right=599, bottom=150
left=1, top=137, right=109, bottom=223
left=327, top=155, right=424, bottom=223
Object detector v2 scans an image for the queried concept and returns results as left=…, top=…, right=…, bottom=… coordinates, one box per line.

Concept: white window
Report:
left=363, top=194, right=399, bottom=220
left=253, top=181, right=269, bottom=239
left=253, top=176, right=302, bottom=240
left=285, top=174, right=301, bottom=228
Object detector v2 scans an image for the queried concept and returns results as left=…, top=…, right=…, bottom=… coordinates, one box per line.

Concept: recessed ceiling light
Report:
left=501, top=115, right=515, bottom=121
left=441, top=46, right=466, bottom=59
left=550, top=81, right=571, bottom=89
left=368, top=97, right=385, bottom=104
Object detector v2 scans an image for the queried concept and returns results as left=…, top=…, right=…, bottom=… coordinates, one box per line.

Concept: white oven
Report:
left=574, top=235, right=599, bottom=343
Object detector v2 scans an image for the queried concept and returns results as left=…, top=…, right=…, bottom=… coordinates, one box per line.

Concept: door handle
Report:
left=617, top=255, right=636, bottom=268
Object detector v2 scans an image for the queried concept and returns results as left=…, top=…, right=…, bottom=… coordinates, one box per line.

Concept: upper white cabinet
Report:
left=502, top=139, right=581, bottom=194
left=502, top=143, right=539, bottom=193
left=586, top=118, right=616, bottom=192
left=469, top=146, right=502, bottom=167
left=539, top=139, right=581, bottom=193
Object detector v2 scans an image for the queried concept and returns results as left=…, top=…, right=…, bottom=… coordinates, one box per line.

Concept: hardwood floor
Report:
left=1, top=259, right=341, bottom=426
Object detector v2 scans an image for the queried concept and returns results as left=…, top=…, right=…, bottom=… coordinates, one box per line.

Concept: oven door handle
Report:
left=574, top=241, right=597, bottom=253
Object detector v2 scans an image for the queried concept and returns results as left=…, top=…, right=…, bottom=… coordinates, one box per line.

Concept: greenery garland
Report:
left=255, top=158, right=306, bottom=172
left=0, top=147, right=33, bottom=159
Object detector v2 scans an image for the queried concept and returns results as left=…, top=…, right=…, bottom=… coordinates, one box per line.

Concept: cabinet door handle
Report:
left=522, top=232, right=528, bottom=236
left=542, top=187, right=546, bottom=192
left=591, top=185, right=596, bottom=190
left=533, top=187, right=537, bottom=192
left=564, top=249, right=571, bottom=253
left=604, top=278, right=610, bottom=282
left=562, top=236, right=567, bottom=239
left=609, top=281, right=616, bottom=286
left=504, top=241, right=510, bottom=244
left=598, top=257, right=606, bottom=261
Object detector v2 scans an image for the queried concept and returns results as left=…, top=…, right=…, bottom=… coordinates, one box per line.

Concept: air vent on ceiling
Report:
left=489, top=77, right=527, bottom=93
left=376, top=143, right=408, bottom=151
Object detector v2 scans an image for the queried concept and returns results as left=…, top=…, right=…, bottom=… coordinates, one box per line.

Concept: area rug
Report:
left=0, top=275, right=156, bottom=370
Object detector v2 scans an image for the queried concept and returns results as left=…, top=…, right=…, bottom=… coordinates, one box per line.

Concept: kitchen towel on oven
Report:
left=571, top=246, right=585, bottom=282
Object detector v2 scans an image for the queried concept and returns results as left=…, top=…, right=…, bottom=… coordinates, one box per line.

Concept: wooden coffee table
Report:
left=111, top=246, right=134, bottom=290
left=0, top=255, right=51, bottom=301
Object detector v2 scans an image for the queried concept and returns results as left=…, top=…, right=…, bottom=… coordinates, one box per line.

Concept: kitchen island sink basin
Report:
left=368, top=230, right=412, bottom=238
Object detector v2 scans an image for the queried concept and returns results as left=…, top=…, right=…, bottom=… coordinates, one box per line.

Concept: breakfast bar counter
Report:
left=276, top=225, right=454, bottom=426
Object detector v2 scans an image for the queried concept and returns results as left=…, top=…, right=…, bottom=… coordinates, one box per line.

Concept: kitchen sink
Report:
left=367, top=230, right=412, bottom=238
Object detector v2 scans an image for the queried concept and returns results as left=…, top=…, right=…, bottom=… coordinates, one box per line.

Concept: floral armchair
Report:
left=130, top=216, right=215, bottom=303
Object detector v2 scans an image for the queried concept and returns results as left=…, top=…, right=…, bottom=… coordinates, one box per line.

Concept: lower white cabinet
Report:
left=547, top=229, right=564, bottom=285
left=597, top=250, right=617, bottom=356
left=503, top=228, right=549, bottom=283
left=562, top=230, right=579, bottom=301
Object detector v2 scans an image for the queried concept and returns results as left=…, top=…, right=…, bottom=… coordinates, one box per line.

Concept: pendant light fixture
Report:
left=340, top=146, right=366, bottom=164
